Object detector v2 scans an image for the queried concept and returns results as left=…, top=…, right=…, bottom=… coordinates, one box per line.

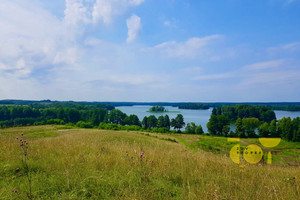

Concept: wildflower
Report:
left=18, top=174, right=22, bottom=177
left=16, top=168, right=20, bottom=171
left=142, top=156, right=145, bottom=158
left=16, top=137, right=19, bottom=140
left=21, top=133, right=24, bottom=136
left=149, top=172, right=152, bottom=175
left=149, top=160, right=153, bottom=163
left=131, top=156, right=133, bottom=159
left=14, top=189, right=18, bottom=193
left=141, top=152, right=144, bottom=155
left=20, top=143, right=24, bottom=147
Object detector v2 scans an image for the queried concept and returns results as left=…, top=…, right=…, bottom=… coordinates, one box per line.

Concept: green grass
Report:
left=0, top=126, right=299, bottom=199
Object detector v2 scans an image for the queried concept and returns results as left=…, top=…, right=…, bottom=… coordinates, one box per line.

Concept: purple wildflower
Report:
left=16, top=168, right=20, bottom=171
left=21, top=133, right=24, bottom=136
left=18, top=174, right=22, bottom=177
left=141, top=152, right=144, bottom=155
left=16, top=137, right=19, bottom=140
left=14, top=189, right=18, bottom=193
left=20, top=143, right=24, bottom=147
left=149, top=172, right=152, bottom=175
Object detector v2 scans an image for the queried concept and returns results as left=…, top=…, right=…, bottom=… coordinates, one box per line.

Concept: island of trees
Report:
left=148, top=106, right=167, bottom=112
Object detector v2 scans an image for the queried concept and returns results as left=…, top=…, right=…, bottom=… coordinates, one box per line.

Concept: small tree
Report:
left=185, top=122, right=196, bottom=134
left=195, top=125, right=204, bottom=134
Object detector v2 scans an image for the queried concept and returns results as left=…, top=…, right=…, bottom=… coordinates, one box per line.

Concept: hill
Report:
left=0, top=125, right=299, bottom=199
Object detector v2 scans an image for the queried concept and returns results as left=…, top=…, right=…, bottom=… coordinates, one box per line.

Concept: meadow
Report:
left=0, top=125, right=299, bottom=199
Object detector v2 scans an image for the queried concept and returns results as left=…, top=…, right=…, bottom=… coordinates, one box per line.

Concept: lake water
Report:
left=116, top=106, right=300, bottom=132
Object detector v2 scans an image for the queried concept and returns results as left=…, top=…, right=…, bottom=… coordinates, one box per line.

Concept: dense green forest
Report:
left=178, top=103, right=209, bottom=110
left=206, top=105, right=300, bottom=142
left=0, top=104, right=187, bottom=133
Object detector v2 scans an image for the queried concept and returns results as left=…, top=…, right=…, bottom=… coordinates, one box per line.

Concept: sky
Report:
left=0, top=0, right=300, bottom=102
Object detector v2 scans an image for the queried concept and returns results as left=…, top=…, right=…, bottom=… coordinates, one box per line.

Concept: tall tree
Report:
left=157, top=116, right=165, bottom=128
left=171, top=114, right=185, bottom=132
left=147, top=115, right=158, bottom=129
left=164, top=115, right=171, bottom=130
left=142, top=116, right=148, bottom=129
left=207, top=115, right=229, bottom=136
left=235, top=118, right=245, bottom=138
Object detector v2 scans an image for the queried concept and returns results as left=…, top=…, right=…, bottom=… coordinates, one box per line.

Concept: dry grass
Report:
left=0, top=126, right=299, bottom=199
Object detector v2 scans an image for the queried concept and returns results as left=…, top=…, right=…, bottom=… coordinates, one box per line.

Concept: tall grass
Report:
left=0, top=126, right=299, bottom=199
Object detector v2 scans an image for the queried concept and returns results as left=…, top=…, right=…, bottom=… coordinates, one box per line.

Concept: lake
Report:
left=116, top=105, right=300, bottom=132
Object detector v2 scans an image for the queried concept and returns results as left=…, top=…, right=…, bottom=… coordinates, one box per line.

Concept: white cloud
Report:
left=192, top=73, right=231, bottom=81
left=64, top=0, right=90, bottom=26
left=152, top=35, right=223, bottom=58
left=126, top=14, right=141, bottom=43
left=243, top=60, right=284, bottom=71
left=92, top=0, right=112, bottom=24
left=268, top=42, right=300, bottom=54
left=92, top=0, right=144, bottom=24
left=0, top=0, right=67, bottom=78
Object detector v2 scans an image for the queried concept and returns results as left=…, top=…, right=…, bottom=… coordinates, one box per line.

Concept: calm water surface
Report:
left=116, top=106, right=300, bottom=133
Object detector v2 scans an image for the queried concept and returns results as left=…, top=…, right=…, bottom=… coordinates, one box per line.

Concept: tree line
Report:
left=206, top=105, right=300, bottom=142
left=0, top=105, right=199, bottom=134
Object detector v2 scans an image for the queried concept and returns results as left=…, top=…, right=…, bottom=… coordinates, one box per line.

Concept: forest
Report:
left=206, top=105, right=300, bottom=142
left=0, top=102, right=299, bottom=142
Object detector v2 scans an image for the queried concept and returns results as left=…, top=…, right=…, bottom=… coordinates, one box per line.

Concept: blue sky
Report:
left=0, top=0, right=300, bottom=102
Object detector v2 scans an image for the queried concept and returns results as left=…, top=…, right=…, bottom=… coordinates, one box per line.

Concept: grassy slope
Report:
left=0, top=126, right=299, bottom=199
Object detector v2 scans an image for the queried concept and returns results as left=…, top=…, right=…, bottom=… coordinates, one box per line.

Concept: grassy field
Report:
left=0, top=126, right=299, bottom=199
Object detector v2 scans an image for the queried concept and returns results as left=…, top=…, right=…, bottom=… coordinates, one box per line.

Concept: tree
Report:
left=164, top=115, right=171, bottom=130
left=235, top=118, right=245, bottom=138
left=277, top=117, right=293, bottom=141
left=207, top=115, right=229, bottom=136
left=142, top=116, right=148, bottom=129
left=149, top=106, right=166, bottom=112
left=195, top=125, right=204, bottom=134
left=124, top=114, right=141, bottom=126
left=147, top=115, right=158, bottom=129
left=258, top=122, right=269, bottom=137
left=261, top=110, right=276, bottom=123
left=106, top=109, right=127, bottom=125
left=292, top=117, right=300, bottom=142
left=185, top=122, right=196, bottom=134
left=269, top=119, right=277, bottom=137
left=242, top=118, right=260, bottom=137
left=157, top=116, right=165, bottom=128
left=212, top=108, right=217, bottom=116
left=171, top=114, right=185, bottom=132
left=222, top=125, right=230, bottom=136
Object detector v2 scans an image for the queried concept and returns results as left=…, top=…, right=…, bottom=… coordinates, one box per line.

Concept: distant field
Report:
left=0, top=125, right=299, bottom=199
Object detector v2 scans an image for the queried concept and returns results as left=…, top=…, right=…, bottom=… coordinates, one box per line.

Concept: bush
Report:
left=76, top=121, right=93, bottom=128
left=46, top=119, right=65, bottom=125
